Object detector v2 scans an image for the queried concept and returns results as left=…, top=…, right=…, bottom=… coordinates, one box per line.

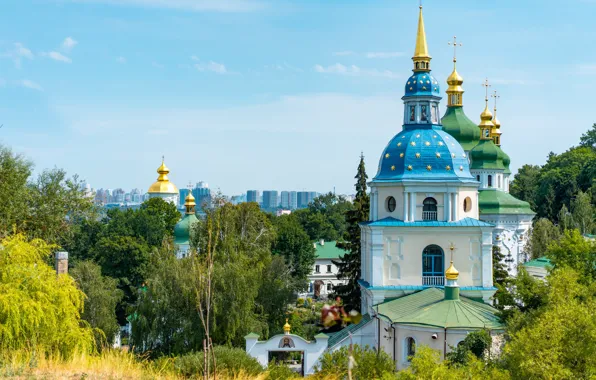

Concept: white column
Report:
left=371, top=189, right=378, bottom=221
left=409, top=192, right=416, bottom=221
left=453, top=192, right=459, bottom=221
left=481, top=229, right=494, bottom=288
left=445, top=192, right=452, bottom=222
left=370, top=228, right=384, bottom=286
left=403, top=191, right=409, bottom=221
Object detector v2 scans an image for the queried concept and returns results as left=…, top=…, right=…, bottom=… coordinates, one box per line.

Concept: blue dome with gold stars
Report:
left=404, top=72, right=440, bottom=97
left=374, top=127, right=475, bottom=183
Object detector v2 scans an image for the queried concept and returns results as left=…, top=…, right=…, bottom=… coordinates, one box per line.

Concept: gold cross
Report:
left=449, top=242, right=456, bottom=261
left=482, top=78, right=491, bottom=101
left=448, top=36, right=462, bottom=63
left=161, top=155, right=165, bottom=162
left=188, top=181, right=193, bottom=191
left=491, top=90, right=500, bottom=110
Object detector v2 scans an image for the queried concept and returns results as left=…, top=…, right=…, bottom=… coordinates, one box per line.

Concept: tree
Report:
left=510, top=164, right=541, bottom=210
left=571, top=190, right=594, bottom=234
left=0, top=234, right=94, bottom=357
left=492, top=246, right=508, bottom=286
left=493, top=267, right=549, bottom=325
left=334, top=154, right=369, bottom=311
left=447, top=330, right=492, bottom=365
left=557, top=204, right=574, bottom=232
left=579, top=123, right=596, bottom=148
left=0, top=145, right=32, bottom=237
left=314, top=345, right=394, bottom=379
left=526, top=218, right=560, bottom=260
left=271, top=214, right=316, bottom=287
left=545, top=229, right=596, bottom=282
left=293, top=193, right=353, bottom=242
left=137, top=197, right=181, bottom=246
left=71, top=261, right=123, bottom=348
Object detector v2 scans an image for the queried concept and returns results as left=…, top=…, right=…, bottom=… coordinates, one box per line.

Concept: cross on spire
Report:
left=448, top=36, right=462, bottom=63
left=491, top=90, right=500, bottom=111
left=482, top=78, right=491, bottom=102
left=449, top=242, right=457, bottom=262
left=161, top=155, right=165, bottom=163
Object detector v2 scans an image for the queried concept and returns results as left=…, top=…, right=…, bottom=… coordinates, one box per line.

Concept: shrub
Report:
left=313, top=345, right=395, bottom=379
left=173, top=346, right=263, bottom=378
left=447, top=329, right=492, bottom=365
left=296, top=298, right=305, bottom=306
left=266, top=361, right=300, bottom=379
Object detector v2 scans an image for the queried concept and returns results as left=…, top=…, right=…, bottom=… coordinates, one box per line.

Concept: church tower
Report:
left=360, top=6, right=495, bottom=314
left=148, top=158, right=179, bottom=205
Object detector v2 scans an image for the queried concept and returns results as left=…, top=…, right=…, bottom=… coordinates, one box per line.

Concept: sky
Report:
left=1, top=0, right=595, bottom=195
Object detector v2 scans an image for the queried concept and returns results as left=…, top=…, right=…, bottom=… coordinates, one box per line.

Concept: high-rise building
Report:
left=192, top=186, right=211, bottom=210
left=179, top=188, right=190, bottom=207
left=247, top=190, right=259, bottom=203
left=281, top=191, right=298, bottom=210
left=297, top=191, right=317, bottom=209
left=262, top=190, right=278, bottom=211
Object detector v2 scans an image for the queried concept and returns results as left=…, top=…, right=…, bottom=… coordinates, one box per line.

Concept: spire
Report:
left=444, top=243, right=460, bottom=301
left=479, top=79, right=494, bottom=139
left=446, top=36, right=464, bottom=107
left=184, top=188, right=196, bottom=215
left=491, top=90, right=502, bottom=146
left=412, top=5, right=431, bottom=72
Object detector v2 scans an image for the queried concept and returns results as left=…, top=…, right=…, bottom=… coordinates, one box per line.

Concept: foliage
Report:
left=271, top=214, right=316, bottom=287
left=557, top=204, right=574, bottom=232
left=446, top=330, right=492, bottom=365
left=138, top=197, right=182, bottom=246
left=493, top=267, right=548, bottom=326
left=510, top=164, right=541, bottom=211
left=293, top=193, right=354, bottom=242
left=173, top=346, right=264, bottom=378
left=0, top=144, right=31, bottom=238
left=395, top=345, right=510, bottom=380
left=580, top=123, right=596, bottom=148
left=266, top=361, right=300, bottom=379
left=492, top=246, right=508, bottom=286
left=502, top=268, right=596, bottom=379
left=0, top=234, right=94, bottom=357
left=70, top=261, right=123, bottom=349
left=526, top=218, right=560, bottom=260
left=571, top=190, right=594, bottom=234
left=334, top=154, right=369, bottom=311
left=313, top=345, right=394, bottom=379
left=545, top=229, right=596, bottom=282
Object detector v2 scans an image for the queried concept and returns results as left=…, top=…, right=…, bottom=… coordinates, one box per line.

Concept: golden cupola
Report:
left=412, top=5, right=431, bottom=72
left=283, top=318, right=291, bottom=335
left=491, top=90, right=502, bottom=146
left=445, top=261, right=459, bottom=281
left=148, top=158, right=179, bottom=194
left=446, top=37, right=464, bottom=107
left=184, top=192, right=196, bottom=215
left=478, top=79, right=495, bottom=139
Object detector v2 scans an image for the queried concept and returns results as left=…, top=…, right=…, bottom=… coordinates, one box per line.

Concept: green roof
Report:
left=524, top=257, right=552, bottom=269
left=470, top=139, right=506, bottom=170
left=441, top=106, right=481, bottom=151
left=375, top=288, right=504, bottom=330
left=478, top=190, right=535, bottom=215
left=315, top=241, right=345, bottom=259
left=174, top=213, right=199, bottom=245
left=327, top=314, right=372, bottom=347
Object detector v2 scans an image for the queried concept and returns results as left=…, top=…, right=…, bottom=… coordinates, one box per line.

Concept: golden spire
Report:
left=283, top=318, right=291, bottom=334
left=446, top=36, right=464, bottom=107
left=184, top=184, right=196, bottom=215
left=412, top=5, right=431, bottom=72
left=148, top=156, right=179, bottom=194
left=445, top=243, right=459, bottom=280
left=479, top=79, right=494, bottom=139
left=491, top=90, right=502, bottom=146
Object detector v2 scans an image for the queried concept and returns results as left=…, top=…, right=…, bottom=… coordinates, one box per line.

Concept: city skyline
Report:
left=2, top=0, right=594, bottom=193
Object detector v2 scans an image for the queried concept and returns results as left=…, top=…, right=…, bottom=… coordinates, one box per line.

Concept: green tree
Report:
left=334, top=154, right=369, bottom=311
left=510, top=164, right=541, bottom=210
left=526, top=218, right=560, bottom=259
left=0, top=145, right=31, bottom=237
left=557, top=204, right=574, bottom=232
left=137, top=197, right=181, bottom=246
left=492, top=246, right=508, bottom=286
left=293, top=193, right=353, bottom=242
left=571, top=190, right=594, bottom=234
left=0, top=234, right=94, bottom=357
left=579, top=123, right=596, bottom=148
left=447, top=330, right=492, bottom=365
left=271, top=214, right=316, bottom=286
left=545, top=229, right=596, bottom=282
left=313, top=345, right=394, bottom=379
left=493, top=267, right=549, bottom=325
left=71, top=260, right=123, bottom=348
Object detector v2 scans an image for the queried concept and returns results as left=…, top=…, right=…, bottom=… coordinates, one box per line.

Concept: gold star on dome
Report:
left=462, top=153, right=467, bottom=158
left=402, top=135, right=406, bottom=139
left=425, top=141, right=430, bottom=146
left=445, top=136, right=450, bottom=140
left=451, top=153, right=456, bottom=158
left=422, top=86, right=427, bottom=90
left=426, top=80, right=430, bottom=84
left=400, top=153, right=404, bottom=158
left=410, top=87, right=413, bottom=90
left=416, top=134, right=421, bottom=138
left=397, top=142, right=402, bottom=147
left=385, top=153, right=390, bottom=158
left=413, top=80, right=417, bottom=84
left=407, top=81, right=411, bottom=85
left=446, top=165, right=451, bottom=171
left=426, top=165, right=432, bottom=171
left=433, top=135, right=437, bottom=138
left=391, top=165, right=396, bottom=171
left=411, top=76, right=415, bottom=79
left=434, top=87, right=438, bottom=91
left=411, top=141, right=416, bottom=146
left=422, top=75, right=426, bottom=79
left=415, top=153, right=421, bottom=158
left=459, top=166, right=464, bottom=171
left=438, top=142, right=444, bottom=146
left=436, top=153, right=441, bottom=158
left=407, top=165, right=413, bottom=171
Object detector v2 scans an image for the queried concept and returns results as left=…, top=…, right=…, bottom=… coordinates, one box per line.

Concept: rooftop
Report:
left=523, top=257, right=552, bottom=269
left=361, top=217, right=493, bottom=228
left=314, top=240, right=345, bottom=260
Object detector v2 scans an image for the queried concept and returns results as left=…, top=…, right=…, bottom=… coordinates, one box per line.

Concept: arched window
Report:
left=488, top=175, right=493, bottom=187
left=422, top=245, right=444, bottom=285
left=422, top=197, right=437, bottom=221
left=476, top=175, right=480, bottom=182
left=405, top=337, right=416, bottom=361
left=326, top=283, right=332, bottom=292
left=498, top=175, right=501, bottom=189
left=386, top=196, right=396, bottom=213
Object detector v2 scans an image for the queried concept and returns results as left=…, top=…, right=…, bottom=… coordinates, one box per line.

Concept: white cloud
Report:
left=41, top=51, right=72, bottom=63
left=18, top=79, right=44, bottom=91
left=314, top=63, right=399, bottom=79
left=265, top=62, right=302, bottom=72
left=192, top=57, right=229, bottom=74
left=365, top=51, right=404, bottom=59
left=62, top=37, right=78, bottom=51
left=333, top=51, right=354, bottom=56
left=66, top=0, right=263, bottom=12
left=116, top=56, right=127, bottom=64
left=3, top=43, right=34, bottom=68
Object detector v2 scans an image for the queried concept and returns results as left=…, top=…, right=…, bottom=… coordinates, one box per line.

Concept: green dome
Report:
left=479, top=190, right=535, bottom=215
left=441, top=107, right=480, bottom=151
left=174, top=213, right=199, bottom=245
left=470, top=139, right=506, bottom=170
left=499, top=147, right=512, bottom=175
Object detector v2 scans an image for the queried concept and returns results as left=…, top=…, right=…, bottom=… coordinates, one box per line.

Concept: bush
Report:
left=296, top=298, right=305, bottom=306
left=313, top=345, right=395, bottom=379
left=266, top=361, right=300, bottom=379
left=173, top=346, right=263, bottom=378
left=447, top=330, right=492, bottom=365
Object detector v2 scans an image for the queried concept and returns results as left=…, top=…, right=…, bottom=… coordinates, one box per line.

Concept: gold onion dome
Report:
left=283, top=318, right=291, bottom=334
left=479, top=105, right=494, bottom=127
left=445, top=261, right=459, bottom=280
left=148, top=158, right=179, bottom=194
left=184, top=192, right=196, bottom=214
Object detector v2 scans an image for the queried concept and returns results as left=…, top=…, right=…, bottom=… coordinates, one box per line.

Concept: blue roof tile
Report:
left=360, top=217, right=493, bottom=228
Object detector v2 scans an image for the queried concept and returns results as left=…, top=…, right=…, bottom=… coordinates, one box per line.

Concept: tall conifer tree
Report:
left=334, top=153, right=369, bottom=311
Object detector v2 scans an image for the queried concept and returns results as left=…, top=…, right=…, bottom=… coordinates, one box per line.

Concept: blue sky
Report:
left=1, top=0, right=595, bottom=195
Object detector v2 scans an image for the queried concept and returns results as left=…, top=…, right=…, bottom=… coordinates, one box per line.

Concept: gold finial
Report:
left=283, top=318, right=291, bottom=334
left=491, top=90, right=502, bottom=145
left=184, top=189, right=196, bottom=215
left=148, top=157, right=179, bottom=194
left=478, top=79, right=494, bottom=137
left=412, top=4, right=431, bottom=72
left=445, top=243, right=459, bottom=280
left=446, top=36, right=464, bottom=107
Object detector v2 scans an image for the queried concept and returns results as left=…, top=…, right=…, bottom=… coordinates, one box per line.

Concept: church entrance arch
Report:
left=422, top=245, right=444, bottom=286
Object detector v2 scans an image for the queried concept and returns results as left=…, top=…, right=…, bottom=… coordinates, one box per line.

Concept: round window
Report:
left=387, top=196, right=396, bottom=213
left=463, top=197, right=472, bottom=212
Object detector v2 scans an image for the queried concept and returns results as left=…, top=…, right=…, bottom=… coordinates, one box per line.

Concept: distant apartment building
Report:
left=297, top=191, right=317, bottom=209
left=280, top=191, right=298, bottom=210
left=192, top=185, right=211, bottom=209
left=247, top=190, right=259, bottom=203
left=262, top=190, right=279, bottom=211
left=179, top=189, right=191, bottom=207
